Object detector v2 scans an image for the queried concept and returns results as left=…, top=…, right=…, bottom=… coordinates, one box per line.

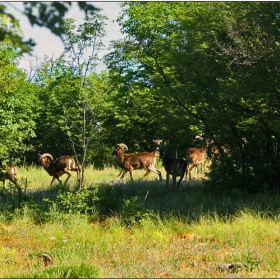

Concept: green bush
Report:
left=96, top=185, right=120, bottom=216
left=14, top=200, right=45, bottom=224
left=54, top=189, right=99, bottom=215
left=120, top=196, right=154, bottom=226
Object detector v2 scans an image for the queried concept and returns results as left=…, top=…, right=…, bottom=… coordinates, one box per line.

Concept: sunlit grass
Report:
left=1, top=166, right=280, bottom=277
left=16, top=165, right=166, bottom=189
left=1, top=210, right=280, bottom=278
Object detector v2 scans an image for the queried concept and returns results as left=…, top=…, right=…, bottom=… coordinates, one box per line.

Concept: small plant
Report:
left=97, top=185, right=120, bottom=216
left=120, top=196, right=154, bottom=226
left=2, top=179, right=30, bottom=210
left=242, top=251, right=262, bottom=271
left=54, top=188, right=99, bottom=215
left=14, top=200, right=45, bottom=224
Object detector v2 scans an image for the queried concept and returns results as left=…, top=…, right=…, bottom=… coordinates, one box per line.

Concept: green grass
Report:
left=0, top=166, right=280, bottom=277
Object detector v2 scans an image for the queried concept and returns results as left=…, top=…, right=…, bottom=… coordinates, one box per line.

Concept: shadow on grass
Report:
left=1, top=178, right=280, bottom=222
left=105, top=179, right=280, bottom=220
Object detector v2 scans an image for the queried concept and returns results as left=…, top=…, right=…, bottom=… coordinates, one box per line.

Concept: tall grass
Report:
left=0, top=166, right=280, bottom=277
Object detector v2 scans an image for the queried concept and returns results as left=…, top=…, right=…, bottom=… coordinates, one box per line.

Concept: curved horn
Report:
left=117, top=143, right=128, bottom=151
left=195, top=135, right=204, bottom=141
left=40, top=153, right=54, bottom=161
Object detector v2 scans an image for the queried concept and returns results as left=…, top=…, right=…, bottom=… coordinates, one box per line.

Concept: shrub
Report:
left=96, top=185, right=120, bottom=216
left=54, top=188, right=99, bottom=215
left=120, top=196, right=154, bottom=226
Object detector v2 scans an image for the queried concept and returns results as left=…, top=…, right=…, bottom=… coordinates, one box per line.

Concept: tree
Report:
left=105, top=2, right=280, bottom=192
left=0, top=42, right=39, bottom=162
left=105, top=2, right=207, bottom=154
left=35, top=12, right=109, bottom=191
left=209, top=2, right=280, bottom=191
left=0, top=2, right=99, bottom=53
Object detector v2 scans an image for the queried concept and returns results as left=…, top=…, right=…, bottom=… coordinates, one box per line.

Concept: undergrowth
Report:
left=1, top=167, right=280, bottom=277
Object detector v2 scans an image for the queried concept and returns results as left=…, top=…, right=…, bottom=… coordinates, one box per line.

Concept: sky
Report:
left=3, top=2, right=125, bottom=73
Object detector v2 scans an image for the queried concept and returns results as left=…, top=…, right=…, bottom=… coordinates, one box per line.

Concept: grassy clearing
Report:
left=0, top=166, right=280, bottom=277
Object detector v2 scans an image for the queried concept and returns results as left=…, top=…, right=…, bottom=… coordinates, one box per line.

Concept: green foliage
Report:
left=33, top=12, right=109, bottom=189
left=49, top=184, right=153, bottom=223
left=242, top=251, right=262, bottom=271
left=0, top=2, right=99, bottom=53
left=2, top=185, right=28, bottom=210
left=54, top=189, right=99, bottom=215
left=0, top=45, right=40, bottom=160
left=96, top=185, right=120, bottom=216
left=105, top=2, right=280, bottom=192
left=120, top=196, right=154, bottom=226
left=13, top=200, right=44, bottom=224
left=1, top=1, right=280, bottom=194
left=0, top=5, right=34, bottom=53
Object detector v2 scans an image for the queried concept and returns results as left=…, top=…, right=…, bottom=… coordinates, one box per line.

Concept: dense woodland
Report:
left=1, top=2, right=280, bottom=193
